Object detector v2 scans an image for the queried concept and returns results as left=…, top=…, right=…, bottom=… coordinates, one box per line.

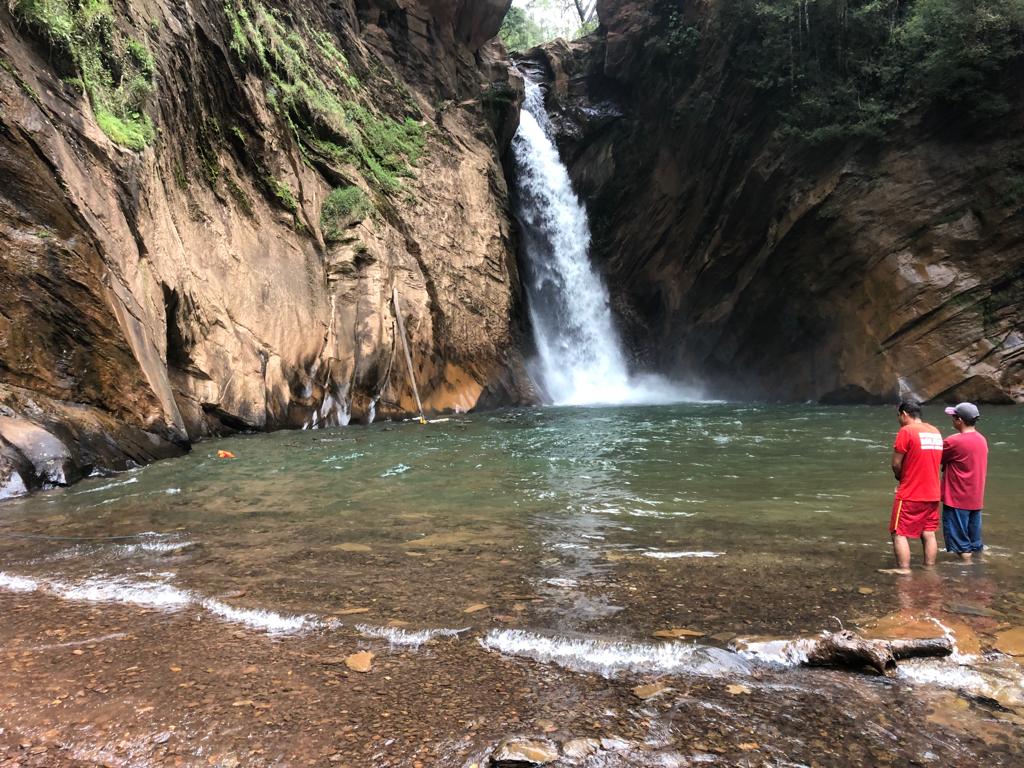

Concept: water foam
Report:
left=643, top=551, right=724, bottom=559
left=112, top=540, right=195, bottom=557
left=53, top=575, right=193, bottom=609
left=731, top=637, right=814, bottom=668
left=356, top=624, right=469, bottom=648
left=201, top=598, right=319, bottom=634
left=0, top=571, right=40, bottom=592
left=480, top=629, right=751, bottom=678
left=1, top=568, right=319, bottom=636
left=78, top=476, right=139, bottom=494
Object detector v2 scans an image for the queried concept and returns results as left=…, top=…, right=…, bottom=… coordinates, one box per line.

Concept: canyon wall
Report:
left=0, top=0, right=533, bottom=497
left=524, top=0, right=1024, bottom=404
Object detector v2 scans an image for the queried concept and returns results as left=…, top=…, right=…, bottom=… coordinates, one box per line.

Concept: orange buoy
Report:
left=217, top=450, right=236, bottom=459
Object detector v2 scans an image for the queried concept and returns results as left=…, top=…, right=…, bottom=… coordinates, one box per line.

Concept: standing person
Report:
left=886, top=400, right=943, bottom=574
left=941, top=402, right=988, bottom=562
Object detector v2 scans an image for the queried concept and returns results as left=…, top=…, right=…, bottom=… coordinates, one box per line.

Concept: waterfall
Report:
left=512, top=80, right=698, bottom=406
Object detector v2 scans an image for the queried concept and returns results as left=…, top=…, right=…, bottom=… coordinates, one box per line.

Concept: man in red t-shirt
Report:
left=941, top=402, right=988, bottom=562
left=886, top=400, right=943, bottom=573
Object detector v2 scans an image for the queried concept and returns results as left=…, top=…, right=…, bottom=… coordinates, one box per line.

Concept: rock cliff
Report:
left=523, top=0, right=1024, bottom=404
left=0, top=0, right=532, bottom=497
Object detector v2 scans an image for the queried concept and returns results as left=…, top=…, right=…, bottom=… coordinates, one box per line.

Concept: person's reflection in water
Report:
left=894, top=567, right=944, bottom=616
left=893, top=567, right=1000, bottom=640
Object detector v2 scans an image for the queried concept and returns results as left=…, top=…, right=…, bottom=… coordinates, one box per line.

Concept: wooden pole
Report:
left=392, top=286, right=426, bottom=423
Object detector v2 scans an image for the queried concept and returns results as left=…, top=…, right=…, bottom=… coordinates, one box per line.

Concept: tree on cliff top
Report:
left=717, top=0, right=1024, bottom=142
left=501, top=0, right=599, bottom=51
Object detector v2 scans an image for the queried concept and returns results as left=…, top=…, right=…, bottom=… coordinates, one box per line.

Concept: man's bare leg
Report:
left=922, top=531, right=937, bottom=567
left=958, top=551, right=974, bottom=563
left=891, top=535, right=912, bottom=573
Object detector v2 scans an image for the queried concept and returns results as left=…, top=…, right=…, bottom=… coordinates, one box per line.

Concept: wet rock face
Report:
left=529, top=0, right=1024, bottom=404
left=0, top=0, right=531, bottom=496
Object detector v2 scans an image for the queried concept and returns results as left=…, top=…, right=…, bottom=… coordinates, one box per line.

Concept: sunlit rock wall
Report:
left=0, top=0, right=533, bottom=496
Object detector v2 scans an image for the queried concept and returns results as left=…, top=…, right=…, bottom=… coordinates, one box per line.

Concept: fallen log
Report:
left=806, top=630, right=951, bottom=676
left=736, top=630, right=953, bottom=677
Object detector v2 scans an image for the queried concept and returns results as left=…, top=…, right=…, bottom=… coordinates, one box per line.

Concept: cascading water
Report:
left=512, top=80, right=697, bottom=406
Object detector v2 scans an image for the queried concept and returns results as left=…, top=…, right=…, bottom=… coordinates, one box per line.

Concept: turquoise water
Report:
left=1, top=404, right=1021, bottom=631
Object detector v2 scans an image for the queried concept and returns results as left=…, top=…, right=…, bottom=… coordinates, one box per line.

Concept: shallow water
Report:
left=1, top=404, right=1022, bottom=765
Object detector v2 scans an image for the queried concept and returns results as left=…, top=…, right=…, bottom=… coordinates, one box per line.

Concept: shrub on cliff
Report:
left=9, top=0, right=156, bottom=149
left=223, top=0, right=424, bottom=195
left=321, top=186, right=371, bottom=242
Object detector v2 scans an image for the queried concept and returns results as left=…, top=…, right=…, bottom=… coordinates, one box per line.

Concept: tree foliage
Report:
left=500, top=7, right=548, bottom=51
left=704, top=0, right=1024, bottom=142
left=500, top=0, right=600, bottom=51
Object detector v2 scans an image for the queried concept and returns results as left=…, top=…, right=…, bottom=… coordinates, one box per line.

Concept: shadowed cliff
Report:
left=521, top=0, right=1024, bottom=404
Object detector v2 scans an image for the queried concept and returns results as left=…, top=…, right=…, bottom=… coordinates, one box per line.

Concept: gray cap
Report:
left=944, top=402, right=980, bottom=421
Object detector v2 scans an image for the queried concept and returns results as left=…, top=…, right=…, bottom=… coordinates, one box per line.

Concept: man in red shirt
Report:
left=887, top=400, right=943, bottom=573
left=941, top=402, right=988, bottom=562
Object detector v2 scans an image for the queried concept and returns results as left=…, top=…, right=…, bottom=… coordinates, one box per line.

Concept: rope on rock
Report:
left=392, top=285, right=427, bottom=424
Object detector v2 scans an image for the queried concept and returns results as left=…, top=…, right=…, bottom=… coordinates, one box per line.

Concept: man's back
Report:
left=942, top=431, right=988, bottom=510
left=895, top=421, right=942, bottom=501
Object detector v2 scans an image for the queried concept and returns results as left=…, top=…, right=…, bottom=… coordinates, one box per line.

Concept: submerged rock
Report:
left=994, top=627, right=1024, bottom=656
left=561, top=738, right=601, bottom=760
left=490, top=737, right=559, bottom=766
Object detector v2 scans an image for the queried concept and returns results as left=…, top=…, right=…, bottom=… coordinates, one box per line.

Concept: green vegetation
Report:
left=0, top=55, right=42, bottom=105
left=9, top=0, right=156, bottom=149
left=225, top=176, right=255, bottom=216
left=499, top=7, right=547, bottom=51
left=320, top=186, right=371, bottom=242
left=266, top=176, right=298, bottom=212
left=9, top=0, right=74, bottom=49
left=717, top=0, right=1024, bottom=143
left=902, top=0, right=1024, bottom=118
left=499, top=1, right=598, bottom=51
left=343, top=101, right=424, bottom=192
left=223, top=0, right=423, bottom=195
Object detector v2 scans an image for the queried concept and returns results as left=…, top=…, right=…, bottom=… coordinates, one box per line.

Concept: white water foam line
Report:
left=480, top=629, right=752, bottom=678
left=54, top=576, right=193, bottom=609
left=731, top=637, right=815, bottom=668
left=356, top=624, right=469, bottom=648
left=202, top=598, right=319, bottom=634
left=0, top=570, right=317, bottom=636
left=46, top=534, right=196, bottom=563
left=643, top=551, right=724, bottom=559
left=78, top=476, right=140, bottom=494
left=897, top=657, right=1024, bottom=708
left=0, top=571, right=40, bottom=592
left=112, top=540, right=196, bottom=557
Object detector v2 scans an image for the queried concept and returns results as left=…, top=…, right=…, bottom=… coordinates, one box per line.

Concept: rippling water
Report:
left=2, top=404, right=1023, bottom=629
left=1, top=404, right=1022, bottom=764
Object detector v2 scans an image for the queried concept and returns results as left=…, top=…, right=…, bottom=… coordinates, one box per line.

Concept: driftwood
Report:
left=804, top=630, right=953, bottom=676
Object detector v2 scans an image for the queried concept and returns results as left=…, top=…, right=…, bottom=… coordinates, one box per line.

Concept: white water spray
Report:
left=512, top=81, right=700, bottom=406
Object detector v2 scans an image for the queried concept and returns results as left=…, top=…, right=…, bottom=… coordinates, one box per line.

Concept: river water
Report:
left=1, top=404, right=1022, bottom=765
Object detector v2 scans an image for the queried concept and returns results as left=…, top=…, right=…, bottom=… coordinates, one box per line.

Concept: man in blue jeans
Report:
left=941, top=402, right=989, bottom=562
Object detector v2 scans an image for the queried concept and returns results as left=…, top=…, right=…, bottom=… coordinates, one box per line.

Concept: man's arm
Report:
left=891, top=450, right=905, bottom=481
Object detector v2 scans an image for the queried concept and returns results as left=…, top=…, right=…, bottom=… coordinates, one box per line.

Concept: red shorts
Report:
left=890, top=498, right=940, bottom=537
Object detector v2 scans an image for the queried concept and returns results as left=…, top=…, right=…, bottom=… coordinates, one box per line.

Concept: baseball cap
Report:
left=944, top=402, right=980, bottom=420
